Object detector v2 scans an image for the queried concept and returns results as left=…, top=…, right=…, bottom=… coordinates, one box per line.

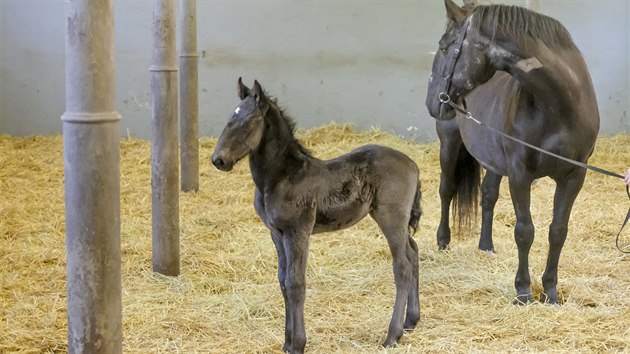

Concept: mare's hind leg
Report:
left=436, top=121, right=463, bottom=250
left=508, top=175, right=535, bottom=304
left=479, top=171, right=502, bottom=252
left=542, top=169, right=586, bottom=304
left=371, top=208, right=414, bottom=347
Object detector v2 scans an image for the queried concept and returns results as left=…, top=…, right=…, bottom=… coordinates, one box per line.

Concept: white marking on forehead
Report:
left=516, top=57, right=543, bottom=73
left=234, top=106, right=240, bottom=114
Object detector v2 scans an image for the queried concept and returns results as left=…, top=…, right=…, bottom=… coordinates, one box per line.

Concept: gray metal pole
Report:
left=179, top=0, right=199, bottom=192
left=526, top=0, right=540, bottom=11
left=151, top=0, right=180, bottom=276
left=62, top=1, right=122, bottom=353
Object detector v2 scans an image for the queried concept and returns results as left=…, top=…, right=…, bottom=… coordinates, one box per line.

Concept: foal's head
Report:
left=212, top=78, right=269, bottom=171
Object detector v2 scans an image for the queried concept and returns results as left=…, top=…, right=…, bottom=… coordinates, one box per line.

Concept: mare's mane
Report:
left=472, top=4, right=577, bottom=51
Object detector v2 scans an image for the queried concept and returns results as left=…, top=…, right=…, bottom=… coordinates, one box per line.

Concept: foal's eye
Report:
left=440, top=47, right=448, bottom=55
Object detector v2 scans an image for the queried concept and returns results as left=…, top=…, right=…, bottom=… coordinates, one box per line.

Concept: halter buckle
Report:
left=438, top=92, right=451, bottom=104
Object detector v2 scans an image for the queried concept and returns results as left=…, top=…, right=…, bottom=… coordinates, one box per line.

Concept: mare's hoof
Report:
left=282, top=343, right=291, bottom=353
left=512, top=293, right=534, bottom=305
left=437, top=241, right=450, bottom=251
left=541, top=291, right=559, bottom=305
left=478, top=246, right=495, bottom=253
left=479, top=249, right=497, bottom=258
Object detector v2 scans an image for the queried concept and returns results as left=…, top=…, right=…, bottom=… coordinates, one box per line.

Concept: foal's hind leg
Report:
left=479, top=171, right=502, bottom=252
left=542, top=169, right=586, bottom=304
left=404, top=236, right=420, bottom=330
left=371, top=209, right=414, bottom=347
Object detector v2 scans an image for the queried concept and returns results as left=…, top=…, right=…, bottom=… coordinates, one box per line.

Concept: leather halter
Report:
left=438, top=16, right=472, bottom=106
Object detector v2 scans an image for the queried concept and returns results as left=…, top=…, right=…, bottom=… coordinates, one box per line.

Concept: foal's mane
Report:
left=472, top=4, right=577, bottom=51
left=264, top=91, right=313, bottom=158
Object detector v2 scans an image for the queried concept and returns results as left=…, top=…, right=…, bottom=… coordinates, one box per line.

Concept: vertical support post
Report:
left=151, top=0, right=180, bottom=276
left=62, top=0, right=121, bottom=353
left=526, top=0, right=540, bottom=11
left=179, top=0, right=199, bottom=192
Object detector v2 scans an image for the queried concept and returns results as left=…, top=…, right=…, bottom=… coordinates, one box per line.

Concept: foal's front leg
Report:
left=270, top=230, right=292, bottom=352
left=282, top=229, right=310, bottom=354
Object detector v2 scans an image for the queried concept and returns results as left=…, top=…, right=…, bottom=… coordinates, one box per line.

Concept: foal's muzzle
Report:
left=212, top=155, right=234, bottom=172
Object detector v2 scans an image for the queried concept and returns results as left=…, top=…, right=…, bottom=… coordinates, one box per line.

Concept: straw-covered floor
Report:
left=1, top=124, right=630, bottom=353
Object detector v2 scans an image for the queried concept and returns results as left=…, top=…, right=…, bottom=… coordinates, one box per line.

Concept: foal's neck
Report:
left=249, top=106, right=312, bottom=190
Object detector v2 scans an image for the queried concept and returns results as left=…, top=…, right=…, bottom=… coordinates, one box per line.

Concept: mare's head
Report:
left=426, top=0, right=576, bottom=120
left=426, top=0, right=494, bottom=120
left=212, top=78, right=270, bottom=171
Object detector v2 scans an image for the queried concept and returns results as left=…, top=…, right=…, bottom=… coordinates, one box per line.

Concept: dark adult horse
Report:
left=426, top=0, right=599, bottom=305
left=212, top=78, right=422, bottom=353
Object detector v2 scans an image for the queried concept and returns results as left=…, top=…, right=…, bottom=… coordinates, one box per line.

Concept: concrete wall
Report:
left=0, top=0, right=628, bottom=141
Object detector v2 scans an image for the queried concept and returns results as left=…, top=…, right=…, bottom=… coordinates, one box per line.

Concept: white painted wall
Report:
left=0, top=0, right=628, bottom=141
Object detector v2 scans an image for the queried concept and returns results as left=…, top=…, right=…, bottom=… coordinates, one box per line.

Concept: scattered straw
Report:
left=1, top=125, right=630, bottom=353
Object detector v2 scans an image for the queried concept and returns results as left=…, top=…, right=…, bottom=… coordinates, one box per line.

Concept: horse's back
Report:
left=337, top=144, right=419, bottom=179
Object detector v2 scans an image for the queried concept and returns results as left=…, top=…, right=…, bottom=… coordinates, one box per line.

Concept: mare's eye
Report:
left=440, top=48, right=448, bottom=54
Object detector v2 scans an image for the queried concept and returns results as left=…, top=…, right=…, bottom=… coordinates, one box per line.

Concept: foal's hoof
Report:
left=382, top=338, right=398, bottom=349
left=382, top=331, right=403, bottom=348
left=512, top=293, right=534, bottom=305
left=282, top=343, right=292, bottom=353
left=403, top=316, right=420, bottom=330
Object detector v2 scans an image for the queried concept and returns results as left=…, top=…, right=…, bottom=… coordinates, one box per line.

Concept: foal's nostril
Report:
left=212, top=157, right=225, bottom=169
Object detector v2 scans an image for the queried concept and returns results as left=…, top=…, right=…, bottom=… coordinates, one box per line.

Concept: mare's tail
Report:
left=452, top=144, right=480, bottom=230
left=408, top=180, right=422, bottom=235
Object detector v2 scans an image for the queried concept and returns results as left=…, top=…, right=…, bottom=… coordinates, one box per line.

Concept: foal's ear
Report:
left=444, top=0, right=467, bottom=23
left=252, top=80, right=267, bottom=105
left=237, top=77, right=251, bottom=100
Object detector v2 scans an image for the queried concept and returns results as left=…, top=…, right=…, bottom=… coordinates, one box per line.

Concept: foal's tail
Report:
left=453, top=145, right=480, bottom=230
left=408, top=179, right=422, bottom=236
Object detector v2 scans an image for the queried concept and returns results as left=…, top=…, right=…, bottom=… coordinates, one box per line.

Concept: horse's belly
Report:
left=312, top=202, right=371, bottom=234
left=458, top=116, right=509, bottom=176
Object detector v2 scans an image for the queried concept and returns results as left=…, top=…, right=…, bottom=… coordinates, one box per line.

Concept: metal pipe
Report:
left=179, top=0, right=199, bottom=192
left=62, top=0, right=121, bottom=352
left=151, top=0, right=180, bottom=276
left=526, top=0, right=540, bottom=11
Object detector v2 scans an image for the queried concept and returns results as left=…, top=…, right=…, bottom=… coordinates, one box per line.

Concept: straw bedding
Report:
left=1, top=124, right=630, bottom=353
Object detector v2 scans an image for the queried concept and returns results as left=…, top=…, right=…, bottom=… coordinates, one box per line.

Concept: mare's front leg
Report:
left=479, top=171, right=502, bottom=252
left=508, top=173, right=535, bottom=304
left=436, top=121, right=463, bottom=250
left=542, top=168, right=586, bottom=304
